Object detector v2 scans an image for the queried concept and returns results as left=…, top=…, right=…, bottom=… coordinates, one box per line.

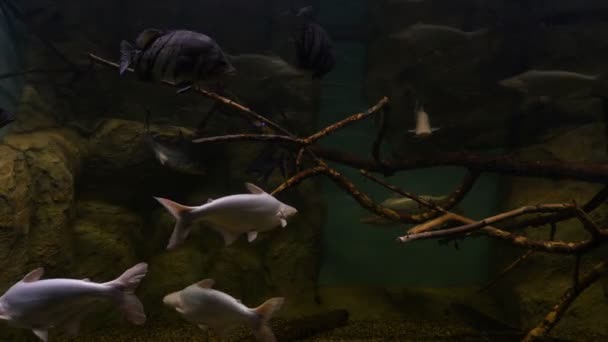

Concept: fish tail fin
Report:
left=154, top=197, right=195, bottom=250
left=251, top=297, right=284, bottom=342
left=119, top=40, right=135, bottom=76
left=103, top=262, right=148, bottom=325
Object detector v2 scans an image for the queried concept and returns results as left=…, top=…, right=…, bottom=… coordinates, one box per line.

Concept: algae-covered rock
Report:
left=494, top=123, right=608, bottom=340
left=9, top=85, right=59, bottom=133
left=71, top=201, right=144, bottom=280
left=139, top=247, right=208, bottom=323
left=0, top=129, right=86, bottom=283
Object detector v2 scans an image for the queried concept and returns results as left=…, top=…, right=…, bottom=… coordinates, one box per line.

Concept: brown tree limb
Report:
left=192, top=134, right=304, bottom=145
left=573, top=208, right=602, bottom=239
left=360, top=169, right=480, bottom=223
left=399, top=204, right=575, bottom=243
left=271, top=166, right=327, bottom=196
left=305, top=97, right=389, bottom=144
left=504, top=185, right=608, bottom=231
left=522, top=259, right=608, bottom=342
left=312, top=147, right=608, bottom=184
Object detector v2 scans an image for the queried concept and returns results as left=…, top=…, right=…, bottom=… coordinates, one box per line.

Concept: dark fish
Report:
left=246, top=144, right=292, bottom=186
left=292, top=8, right=336, bottom=79
left=120, top=29, right=236, bottom=92
left=0, top=108, right=16, bottom=128
left=144, top=112, right=206, bottom=176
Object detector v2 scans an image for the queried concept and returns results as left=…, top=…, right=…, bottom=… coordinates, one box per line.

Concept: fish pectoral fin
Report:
left=247, top=231, right=258, bottom=242
left=0, top=314, right=11, bottom=321
left=277, top=210, right=288, bottom=228
left=245, top=182, right=267, bottom=195
left=81, top=278, right=91, bottom=282
left=198, top=324, right=208, bottom=332
left=33, top=329, right=49, bottom=342
left=23, top=267, right=44, bottom=282
left=175, top=307, right=186, bottom=314
left=431, top=127, right=440, bottom=132
left=207, top=198, right=214, bottom=204
left=407, top=129, right=416, bottom=133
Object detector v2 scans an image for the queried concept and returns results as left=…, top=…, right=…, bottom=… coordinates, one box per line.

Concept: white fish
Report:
left=0, top=263, right=148, bottom=341
left=163, top=279, right=284, bottom=341
left=390, top=23, right=489, bottom=47
left=155, top=183, right=298, bottom=250
left=498, top=70, right=608, bottom=98
left=408, top=106, right=440, bottom=137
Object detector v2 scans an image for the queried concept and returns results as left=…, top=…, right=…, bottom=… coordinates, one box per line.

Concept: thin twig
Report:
left=478, top=222, right=559, bottom=293
left=372, top=103, right=393, bottom=176
left=295, top=148, right=306, bottom=172
left=477, top=250, right=534, bottom=293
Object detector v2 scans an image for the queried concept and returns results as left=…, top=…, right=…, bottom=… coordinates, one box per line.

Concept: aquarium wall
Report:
left=1, top=0, right=608, bottom=341
left=0, top=2, right=27, bottom=125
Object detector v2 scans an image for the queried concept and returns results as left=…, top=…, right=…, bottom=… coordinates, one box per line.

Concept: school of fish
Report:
left=1, top=1, right=606, bottom=341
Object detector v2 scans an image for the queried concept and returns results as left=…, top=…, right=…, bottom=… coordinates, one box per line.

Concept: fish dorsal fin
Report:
left=207, top=198, right=214, bottom=203
left=196, top=279, right=215, bottom=289
left=135, top=29, right=165, bottom=49
left=245, top=183, right=266, bottom=195
left=23, top=268, right=44, bottom=282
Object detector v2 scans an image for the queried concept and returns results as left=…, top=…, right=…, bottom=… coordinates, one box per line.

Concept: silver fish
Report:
left=163, top=279, right=284, bottom=342
left=120, top=29, right=236, bottom=91
left=226, top=54, right=306, bottom=82
left=154, top=183, right=298, bottom=250
left=361, top=195, right=450, bottom=225
left=390, top=23, right=489, bottom=47
left=408, top=105, right=439, bottom=137
left=144, top=115, right=206, bottom=176
left=0, top=263, right=148, bottom=341
left=498, top=70, right=608, bottom=98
